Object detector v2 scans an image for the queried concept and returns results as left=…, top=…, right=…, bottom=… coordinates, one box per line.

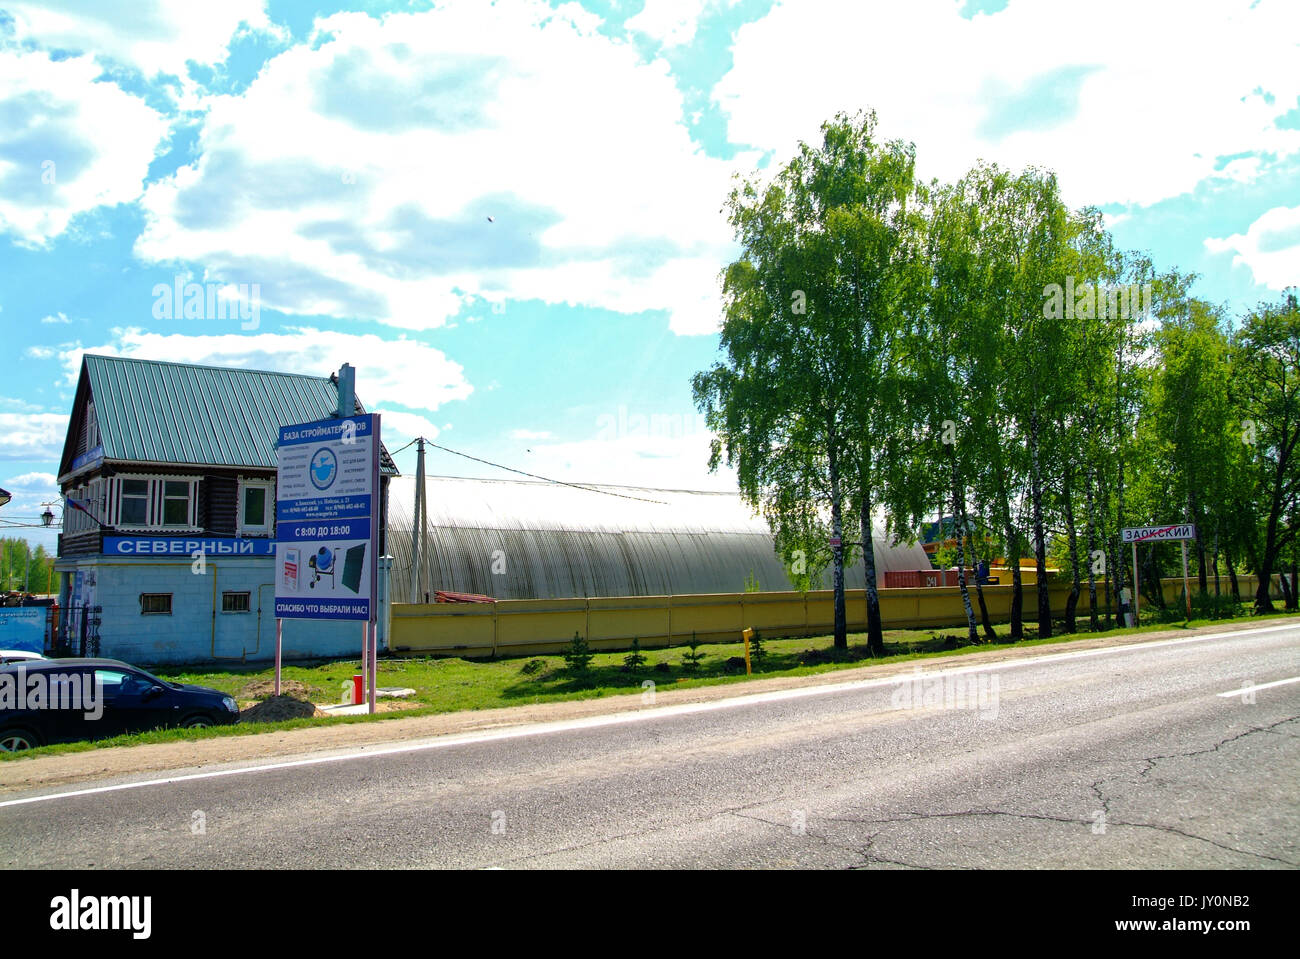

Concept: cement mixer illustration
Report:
left=307, top=543, right=366, bottom=593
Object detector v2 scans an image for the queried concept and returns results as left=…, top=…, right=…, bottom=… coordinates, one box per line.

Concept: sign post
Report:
left=275, top=413, right=381, bottom=713
left=1132, top=541, right=1139, bottom=626
left=1121, top=525, right=1197, bottom=625
left=1180, top=541, right=1192, bottom=620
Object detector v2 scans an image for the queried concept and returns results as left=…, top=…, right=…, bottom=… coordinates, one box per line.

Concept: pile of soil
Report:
left=240, top=679, right=315, bottom=700
left=239, top=694, right=323, bottom=723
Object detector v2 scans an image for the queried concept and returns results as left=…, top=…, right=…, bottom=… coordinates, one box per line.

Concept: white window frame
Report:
left=112, top=474, right=200, bottom=532
left=236, top=477, right=275, bottom=537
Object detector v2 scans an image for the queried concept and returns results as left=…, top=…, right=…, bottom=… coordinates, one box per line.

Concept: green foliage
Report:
left=681, top=631, right=706, bottom=672
left=622, top=638, right=647, bottom=672
left=0, top=538, right=56, bottom=595
left=747, top=629, right=767, bottom=669
left=563, top=631, right=593, bottom=673
left=743, top=570, right=761, bottom=593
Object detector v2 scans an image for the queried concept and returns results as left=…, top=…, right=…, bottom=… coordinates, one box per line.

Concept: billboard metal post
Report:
left=368, top=621, right=377, bottom=715
left=361, top=621, right=369, bottom=703
left=1132, top=542, right=1139, bottom=626
left=275, top=619, right=282, bottom=696
left=275, top=408, right=382, bottom=719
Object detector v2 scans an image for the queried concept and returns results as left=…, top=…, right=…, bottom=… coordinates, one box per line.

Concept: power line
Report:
left=399, top=437, right=668, bottom=505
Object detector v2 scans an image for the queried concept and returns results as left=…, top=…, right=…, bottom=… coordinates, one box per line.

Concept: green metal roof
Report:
left=73, top=354, right=398, bottom=474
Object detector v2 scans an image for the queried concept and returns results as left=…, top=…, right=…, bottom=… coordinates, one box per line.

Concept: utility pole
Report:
left=410, top=436, right=426, bottom=604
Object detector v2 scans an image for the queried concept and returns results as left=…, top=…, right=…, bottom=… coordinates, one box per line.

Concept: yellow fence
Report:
left=390, top=573, right=1279, bottom=658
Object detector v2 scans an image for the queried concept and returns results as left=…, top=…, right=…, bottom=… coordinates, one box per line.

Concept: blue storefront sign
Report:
left=69, top=444, right=103, bottom=475
left=0, top=607, right=45, bottom=653
left=274, top=415, right=380, bottom=621
left=104, top=537, right=276, bottom=556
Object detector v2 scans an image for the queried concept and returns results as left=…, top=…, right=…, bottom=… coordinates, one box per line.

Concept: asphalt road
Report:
left=3, top=623, right=1298, bottom=869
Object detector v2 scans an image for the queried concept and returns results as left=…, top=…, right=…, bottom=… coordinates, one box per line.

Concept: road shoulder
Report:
left=2, top=616, right=1293, bottom=795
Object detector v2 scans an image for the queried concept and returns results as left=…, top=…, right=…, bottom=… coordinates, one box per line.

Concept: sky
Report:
left=1, top=0, right=1297, bottom=553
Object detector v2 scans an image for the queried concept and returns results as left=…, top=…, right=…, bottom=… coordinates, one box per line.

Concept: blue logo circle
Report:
left=309, top=447, right=338, bottom=490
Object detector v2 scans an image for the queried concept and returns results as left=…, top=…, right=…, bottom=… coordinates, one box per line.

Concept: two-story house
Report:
left=55, top=354, right=397, bottom=665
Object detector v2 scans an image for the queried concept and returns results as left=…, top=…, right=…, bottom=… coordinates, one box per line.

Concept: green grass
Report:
left=4, top=603, right=1292, bottom=760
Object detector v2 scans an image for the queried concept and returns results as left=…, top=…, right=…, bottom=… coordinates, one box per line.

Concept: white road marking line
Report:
left=1216, top=676, right=1300, bottom=697
left=2, top=621, right=1297, bottom=809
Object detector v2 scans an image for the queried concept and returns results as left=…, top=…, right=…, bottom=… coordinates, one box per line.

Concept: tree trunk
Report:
left=858, top=487, right=884, bottom=656
left=1226, top=549, right=1240, bottom=600
left=1085, top=464, right=1100, bottom=631
left=1255, top=557, right=1275, bottom=614
left=1029, top=409, right=1052, bottom=638
left=1213, top=531, right=1221, bottom=599
left=828, top=446, right=847, bottom=648
left=1189, top=489, right=1207, bottom=594
left=1063, top=459, right=1080, bottom=633
left=950, top=451, right=977, bottom=644
left=968, top=510, right=997, bottom=642
left=994, top=458, right=1022, bottom=641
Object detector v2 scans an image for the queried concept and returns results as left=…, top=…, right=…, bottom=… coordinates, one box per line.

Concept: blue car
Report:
left=0, top=657, right=240, bottom=751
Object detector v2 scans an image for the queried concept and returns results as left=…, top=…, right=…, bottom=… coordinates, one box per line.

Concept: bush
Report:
left=622, top=638, right=647, bottom=672
left=747, top=628, right=767, bottom=669
left=520, top=658, right=546, bottom=675
left=563, top=631, right=593, bottom=673
left=681, top=631, right=706, bottom=672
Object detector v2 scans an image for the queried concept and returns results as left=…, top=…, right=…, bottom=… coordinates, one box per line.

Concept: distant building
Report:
left=387, top=475, right=932, bottom=601
left=54, top=355, right=396, bottom=665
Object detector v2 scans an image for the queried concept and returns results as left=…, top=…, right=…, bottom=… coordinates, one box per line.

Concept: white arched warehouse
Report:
left=386, top=475, right=931, bottom=601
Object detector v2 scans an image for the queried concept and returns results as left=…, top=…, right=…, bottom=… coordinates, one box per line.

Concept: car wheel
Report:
left=0, top=729, right=40, bottom=751
left=181, top=714, right=213, bottom=729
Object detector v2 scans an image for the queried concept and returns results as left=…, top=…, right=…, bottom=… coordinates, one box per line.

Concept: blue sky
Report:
left=1, top=0, right=1298, bottom=552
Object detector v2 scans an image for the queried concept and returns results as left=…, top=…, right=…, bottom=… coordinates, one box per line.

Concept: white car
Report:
left=0, top=649, right=48, bottom=665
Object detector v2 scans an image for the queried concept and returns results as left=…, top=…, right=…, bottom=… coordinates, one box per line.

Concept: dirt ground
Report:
left=0, top=618, right=1289, bottom=795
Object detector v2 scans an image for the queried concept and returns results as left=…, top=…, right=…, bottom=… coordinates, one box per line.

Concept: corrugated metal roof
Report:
left=80, top=354, right=397, bottom=473
left=388, top=475, right=933, bottom=600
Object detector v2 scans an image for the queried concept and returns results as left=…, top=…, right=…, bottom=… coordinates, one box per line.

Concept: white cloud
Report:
left=1205, top=205, right=1300, bottom=290
left=376, top=409, right=442, bottom=447
left=1, top=0, right=276, bottom=84
left=40, top=312, right=71, bottom=324
left=133, top=1, right=738, bottom=334
left=55, top=327, right=473, bottom=412
left=0, top=397, right=49, bottom=413
left=714, top=0, right=1300, bottom=210
left=0, top=49, right=169, bottom=244
left=626, top=0, right=715, bottom=47
left=0, top=413, right=68, bottom=462
left=509, top=429, right=554, bottom=441
left=3, top=471, right=58, bottom=492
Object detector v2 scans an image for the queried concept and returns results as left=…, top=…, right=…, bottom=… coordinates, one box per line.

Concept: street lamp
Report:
left=42, top=507, right=55, bottom=527
left=0, top=487, right=10, bottom=508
